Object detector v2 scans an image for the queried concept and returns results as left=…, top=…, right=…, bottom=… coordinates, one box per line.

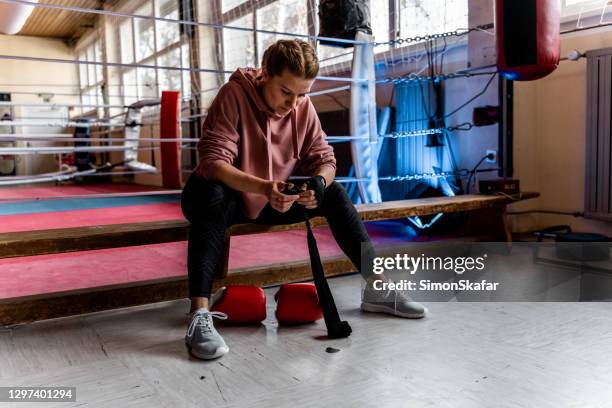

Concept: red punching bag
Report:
left=496, top=0, right=560, bottom=81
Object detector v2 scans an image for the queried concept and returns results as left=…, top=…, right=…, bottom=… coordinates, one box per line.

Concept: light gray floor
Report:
left=1, top=274, right=612, bottom=408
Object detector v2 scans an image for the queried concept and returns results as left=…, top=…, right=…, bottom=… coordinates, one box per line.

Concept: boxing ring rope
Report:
left=0, top=190, right=182, bottom=201
left=0, top=101, right=126, bottom=110
left=0, top=0, right=367, bottom=47
left=0, top=54, right=367, bottom=84
left=0, top=121, right=127, bottom=128
left=1, top=90, right=148, bottom=99
left=0, top=85, right=350, bottom=103
left=0, top=133, right=72, bottom=138
left=0, top=168, right=493, bottom=194
left=0, top=91, right=184, bottom=186
left=0, top=1, right=512, bottom=197
left=0, top=118, right=194, bottom=127
left=0, top=146, right=175, bottom=155
left=307, top=85, right=351, bottom=97
left=0, top=136, right=199, bottom=143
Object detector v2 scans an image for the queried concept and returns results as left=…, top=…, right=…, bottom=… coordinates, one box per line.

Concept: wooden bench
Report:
left=0, top=192, right=538, bottom=325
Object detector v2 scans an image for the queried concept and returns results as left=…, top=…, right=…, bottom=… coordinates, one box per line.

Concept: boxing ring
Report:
left=0, top=0, right=568, bottom=322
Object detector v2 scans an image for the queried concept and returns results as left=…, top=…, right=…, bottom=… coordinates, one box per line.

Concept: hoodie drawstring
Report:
left=266, top=116, right=273, bottom=180
left=291, top=109, right=300, bottom=160
left=264, top=111, right=299, bottom=181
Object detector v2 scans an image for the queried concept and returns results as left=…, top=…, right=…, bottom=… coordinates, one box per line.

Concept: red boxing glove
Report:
left=211, top=285, right=266, bottom=323
left=275, top=283, right=323, bottom=324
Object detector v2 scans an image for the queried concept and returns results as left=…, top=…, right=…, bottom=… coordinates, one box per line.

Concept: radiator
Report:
left=585, top=47, right=612, bottom=220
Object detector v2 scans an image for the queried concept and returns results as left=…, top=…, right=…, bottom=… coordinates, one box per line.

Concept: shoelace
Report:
left=187, top=310, right=228, bottom=338
left=367, top=281, right=402, bottom=312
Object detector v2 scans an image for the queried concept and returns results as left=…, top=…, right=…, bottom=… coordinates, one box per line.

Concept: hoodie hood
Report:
left=230, top=68, right=301, bottom=161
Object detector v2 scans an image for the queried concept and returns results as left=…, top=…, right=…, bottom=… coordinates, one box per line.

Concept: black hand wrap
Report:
left=305, top=215, right=352, bottom=339
left=306, top=176, right=326, bottom=208
left=282, top=176, right=352, bottom=339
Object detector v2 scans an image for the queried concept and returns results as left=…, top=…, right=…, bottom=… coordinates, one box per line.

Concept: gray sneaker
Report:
left=185, top=308, right=229, bottom=360
left=361, top=280, right=428, bottom=318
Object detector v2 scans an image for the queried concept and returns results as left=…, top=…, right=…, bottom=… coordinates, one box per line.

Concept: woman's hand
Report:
left=296, top=176, right=326, bottom=210
left=297, top=184, right=318, bottom=209
left=265, top=181, right=300, bottom=213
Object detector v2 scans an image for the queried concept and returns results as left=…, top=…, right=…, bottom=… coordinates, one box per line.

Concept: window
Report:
left=560, top=0, right=609, bottom=15
left=181, top=43, right=192, bottom=98
left=112, top=0, right=191, bottom=106
left=86, top=45, right=96, bottom=88
left=119, top=20, right=134, bottom=64
left=122, top=70, right=138, bottom=106
left=221, top=0, right=249, bottom=13
left=560, top=0, right=612, bottom=24
left=317, top=0, right=390, bottom=65
left=156, top=0, right=180, bottom=50
left=77, top=39, right=104, bottom=116
left=135, top=3, right=156, bottom=61
left=371, top=0, right=390, bottom=49
left=137, top=67, right=158, bottom=99
left=158, top=47, right=182, bottom=93
left=218, top=1, right=467, bottom=73
left=564, top=0, right=601, bottom=6
left=220, top=0, right=311, bottom=75
left=398, top=0, right=467, bottom=41
left=222, top=12, right=255, bottom=75
left=256, top=0, right=309, bottom=63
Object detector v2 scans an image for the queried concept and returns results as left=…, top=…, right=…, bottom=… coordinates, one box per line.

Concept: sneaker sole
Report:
left=361, top=303, right=427, bottom=319
left=185, top=343, right=229, bottom=360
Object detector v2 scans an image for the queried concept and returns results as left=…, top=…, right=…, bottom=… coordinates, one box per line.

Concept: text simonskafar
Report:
left=373, top=279, right=500, bottom=291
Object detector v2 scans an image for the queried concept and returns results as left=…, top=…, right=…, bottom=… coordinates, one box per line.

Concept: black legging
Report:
left=181, top=173, right=376, bottom=298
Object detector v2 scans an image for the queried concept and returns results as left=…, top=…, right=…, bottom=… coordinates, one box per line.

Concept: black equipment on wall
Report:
left=0, top=92, right=15, bottom=176
left=473, top=106, right=501, bottom=127
left=318, top=0, right=372, bottom=47
left=74, top=119, right=95, bottom=171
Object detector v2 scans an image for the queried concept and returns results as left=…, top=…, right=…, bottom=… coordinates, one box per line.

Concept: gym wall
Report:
left=512, top=28, right=612, bottom=237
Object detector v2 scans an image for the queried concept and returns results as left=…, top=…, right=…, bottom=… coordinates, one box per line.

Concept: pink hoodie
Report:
left=195, top=68, right=336, bottom=219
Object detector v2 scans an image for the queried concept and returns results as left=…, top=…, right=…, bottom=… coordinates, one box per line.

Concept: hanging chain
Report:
left=380, top=169, right=469, bottom=182
left=446, top=122, right=474, bottom=132
left=374, top=24, right=494, bottom=47
left=381, top=128, right=443, bottom=139
left=377, top=71, right=497, bottom=85
left=377, top=124, right=473, bottom=139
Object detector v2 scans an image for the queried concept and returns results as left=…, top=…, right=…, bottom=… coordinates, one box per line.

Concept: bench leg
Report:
left=217, top=232, right=231, bottom=278
left=467, top=207, right=512, bottom=242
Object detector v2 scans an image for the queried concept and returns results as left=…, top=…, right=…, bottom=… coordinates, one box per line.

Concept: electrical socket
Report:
left=485, top=150, right=497, bottom=164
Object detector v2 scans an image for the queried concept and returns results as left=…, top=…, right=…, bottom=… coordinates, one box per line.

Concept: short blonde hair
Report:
left=261, top=39, right=319, bottom=79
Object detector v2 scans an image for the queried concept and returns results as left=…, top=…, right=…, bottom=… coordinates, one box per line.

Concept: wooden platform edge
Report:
left=0, top=256, right=355, bottom=327
left=0, top=192, right=540, bottom=259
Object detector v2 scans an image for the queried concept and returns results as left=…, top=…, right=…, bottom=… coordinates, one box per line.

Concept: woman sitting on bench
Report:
left=181, top=39, right=427, bottom=360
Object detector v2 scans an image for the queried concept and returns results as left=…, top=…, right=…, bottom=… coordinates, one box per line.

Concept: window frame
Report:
left=75, top=37, right=105, bottom=117
left=216, top=0, right=314, bottom=70
left=561, top=0, right=603, bottom=17
left=559, top=0, right=612, bottom=29
left=216, top=0, right=468, bottom=75
left=112, top=0, right=191, bottom=107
